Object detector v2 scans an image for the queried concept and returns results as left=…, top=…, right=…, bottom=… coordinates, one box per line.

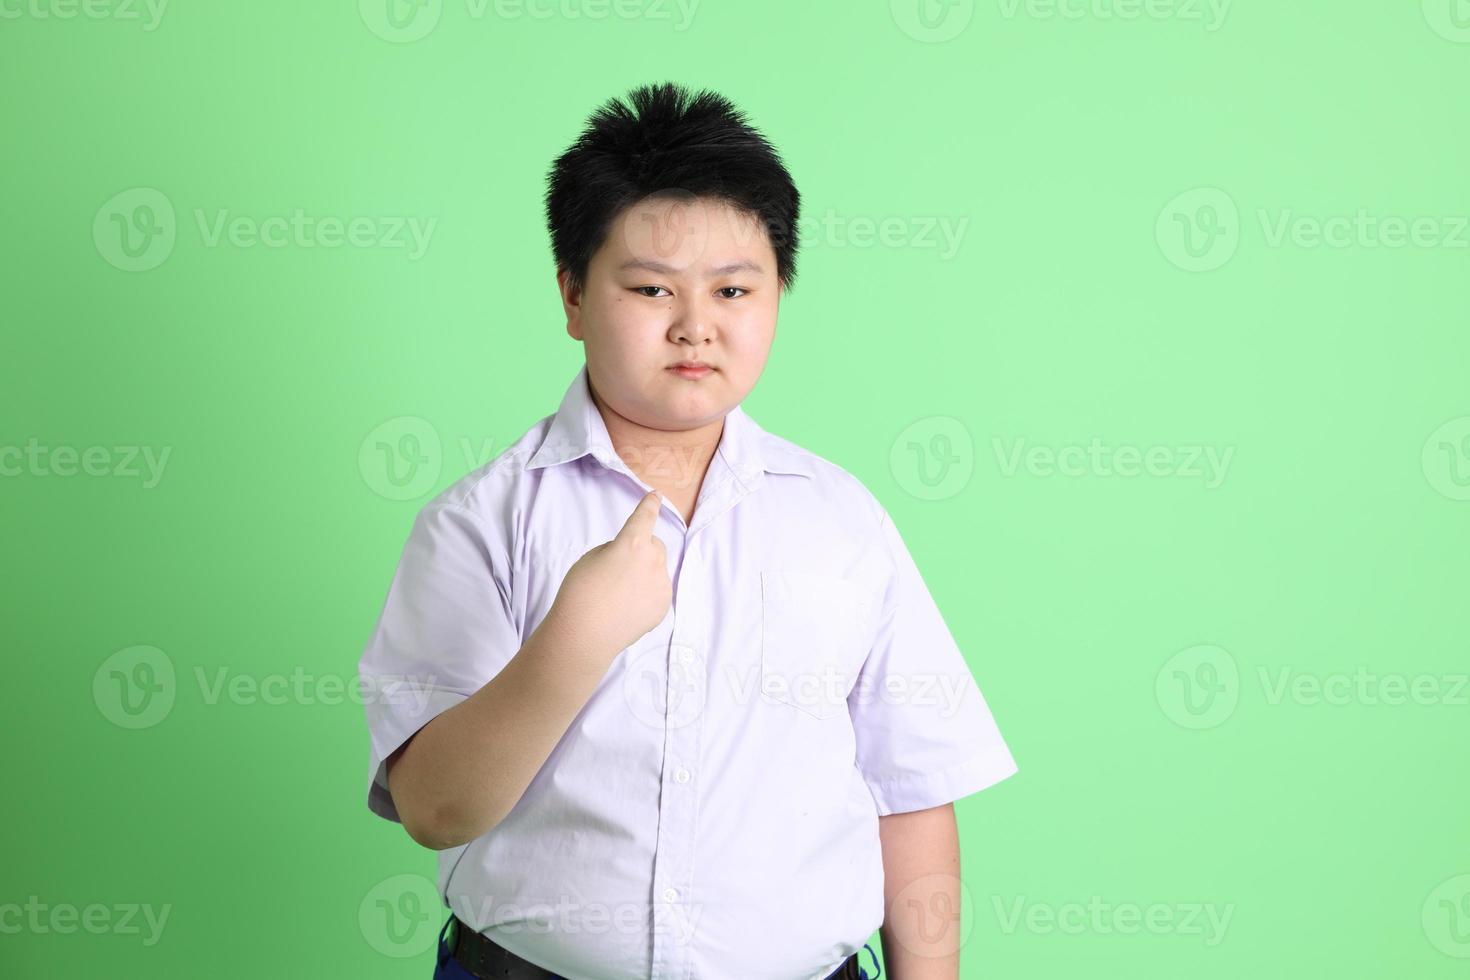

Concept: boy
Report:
left=358, top=81, right=1018, bottom=980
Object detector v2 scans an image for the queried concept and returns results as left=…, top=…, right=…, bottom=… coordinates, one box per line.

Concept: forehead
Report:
left=599, top=194, right=775, bottom=276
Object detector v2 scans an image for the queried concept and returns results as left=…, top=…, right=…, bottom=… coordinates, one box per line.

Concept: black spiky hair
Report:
left=544, top=81, right=801, bottom=296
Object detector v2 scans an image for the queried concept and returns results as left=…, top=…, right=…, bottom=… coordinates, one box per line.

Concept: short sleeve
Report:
left=848, top=507, right=1018, bottom=816
left=357, top=501, right=521, bottom=823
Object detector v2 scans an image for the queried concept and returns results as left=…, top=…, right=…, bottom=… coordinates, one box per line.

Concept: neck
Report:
left=587, top=377, right=725, bottom=495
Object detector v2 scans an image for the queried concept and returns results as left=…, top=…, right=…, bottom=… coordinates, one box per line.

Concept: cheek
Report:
left=598, top=301, right=657, bottom=338
left=731, top=305, right=778, bottom=346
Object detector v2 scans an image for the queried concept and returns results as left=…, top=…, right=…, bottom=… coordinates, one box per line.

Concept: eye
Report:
left=634, top=285, right=749, bottom=299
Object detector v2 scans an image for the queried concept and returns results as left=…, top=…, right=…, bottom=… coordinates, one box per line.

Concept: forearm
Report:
left=877, top=803, right=962, bottom=980
left=385, top=612, right=617, bottom=850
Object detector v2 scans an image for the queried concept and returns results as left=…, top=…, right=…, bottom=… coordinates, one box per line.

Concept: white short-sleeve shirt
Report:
left=357, top=363, right=1018, bottom=980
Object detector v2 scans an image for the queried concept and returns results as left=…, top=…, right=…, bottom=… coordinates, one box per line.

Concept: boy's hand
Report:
left=542, top=490, right=672, bottom=657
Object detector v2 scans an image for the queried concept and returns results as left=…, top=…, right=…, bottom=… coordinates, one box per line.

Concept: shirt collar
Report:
left=525, top=362, right=813, bottom=486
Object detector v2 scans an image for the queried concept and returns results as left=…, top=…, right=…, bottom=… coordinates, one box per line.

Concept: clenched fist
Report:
left=541, top=490, right=673, bottom=658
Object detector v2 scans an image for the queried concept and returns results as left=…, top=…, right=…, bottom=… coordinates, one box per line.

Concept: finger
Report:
left=614, top=490, right=662, bottom=543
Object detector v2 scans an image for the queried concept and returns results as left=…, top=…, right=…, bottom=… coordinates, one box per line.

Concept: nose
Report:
left=667, top=293, right=716, bottom=345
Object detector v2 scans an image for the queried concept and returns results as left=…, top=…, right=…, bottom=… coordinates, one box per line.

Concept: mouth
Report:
left=667, top=362, right=714, bottom=379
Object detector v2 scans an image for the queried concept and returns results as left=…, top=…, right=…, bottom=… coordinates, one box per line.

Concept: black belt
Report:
left=442, top=914, right=868, bottom=980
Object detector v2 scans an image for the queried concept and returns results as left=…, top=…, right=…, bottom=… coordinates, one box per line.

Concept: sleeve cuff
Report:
left=365, top=687, right=471, bottom=823
left=862, top=745, right=1019, bottom=816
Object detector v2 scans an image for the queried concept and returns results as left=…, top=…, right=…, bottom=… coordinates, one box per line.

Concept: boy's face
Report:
left=560, top=194, right=781, bottom=433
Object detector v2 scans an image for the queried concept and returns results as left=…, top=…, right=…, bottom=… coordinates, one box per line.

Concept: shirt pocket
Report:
left=759, top=569, right=872, bottom=720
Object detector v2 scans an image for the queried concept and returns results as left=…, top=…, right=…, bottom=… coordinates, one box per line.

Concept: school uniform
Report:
left=358, top=363, right=1018, bottom=980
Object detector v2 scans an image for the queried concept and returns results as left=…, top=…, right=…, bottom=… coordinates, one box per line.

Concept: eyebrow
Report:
left=618, top=258, right=765, bottom=277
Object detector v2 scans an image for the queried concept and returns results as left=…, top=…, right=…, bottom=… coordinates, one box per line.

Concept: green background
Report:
left=3, top=1, right=1468, bottom=977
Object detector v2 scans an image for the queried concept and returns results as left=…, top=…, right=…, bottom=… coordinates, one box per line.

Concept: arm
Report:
left=877, top=803, right=962, bottom=980
left=386, top=612, right=616, bottom=851
left=381, top=490, right=670, bottom=851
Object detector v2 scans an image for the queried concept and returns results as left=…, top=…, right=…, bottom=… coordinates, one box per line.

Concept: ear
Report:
left=557, top=267, right=583, bottom=341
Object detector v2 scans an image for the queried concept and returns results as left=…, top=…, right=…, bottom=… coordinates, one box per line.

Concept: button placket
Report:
left=649, top=539, right=706, bottom=979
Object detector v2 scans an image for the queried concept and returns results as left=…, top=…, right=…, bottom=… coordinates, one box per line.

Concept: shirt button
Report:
left=677, top=648, right=693, bottom=664
left=674, top=767, right=691, bottom=784
left=663, top=887, right=679, bottom=903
